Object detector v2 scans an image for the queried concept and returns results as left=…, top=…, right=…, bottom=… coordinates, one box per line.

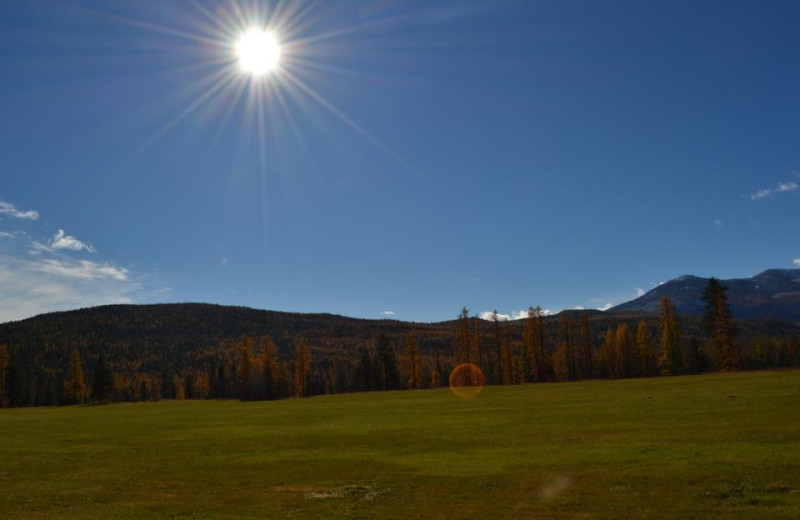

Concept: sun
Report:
left=236, top=28, right=281, bottom=76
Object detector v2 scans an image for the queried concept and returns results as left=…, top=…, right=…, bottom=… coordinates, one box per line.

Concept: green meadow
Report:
left=2, top=370, right=799, bottom=520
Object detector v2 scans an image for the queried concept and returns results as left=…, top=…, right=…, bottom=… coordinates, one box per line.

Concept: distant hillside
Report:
left=611, top=269, right=800, bottom=321
left=1, top=303, right=799, bottom=408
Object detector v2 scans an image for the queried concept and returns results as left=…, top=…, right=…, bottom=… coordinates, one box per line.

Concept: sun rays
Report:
left=89, top=0, right=415, bottom=173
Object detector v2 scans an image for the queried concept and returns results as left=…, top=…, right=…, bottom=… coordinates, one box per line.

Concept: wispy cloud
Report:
left=0, top=231, right=140, bottom=323
left=221, top=258, right=228, bottom=267
left=380, top=310, right=395, bottom=316
left=635, top=287, right=646, bottom=297
left=0, top=231, right=14, bottom=239
left=34, top=258, right=128, bottom=281
left=598, top=302, right=614, bottom=311
left=794, top=259, right=800, bottom=267
left=0, top=201, right=39, bottom=220
left=750, top=181, right=799, bottom=200
left=49, top=229, right=95, bottom=253
left=713, top=219, right=724, bottom=228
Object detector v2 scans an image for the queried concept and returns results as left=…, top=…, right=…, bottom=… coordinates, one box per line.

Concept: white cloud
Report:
left=380, top=310, right=395, bottom=316
left=35, top=258, right=128, bottom=281
left=750, top=181, right=799, bottom=200
left=635, top=287, right=646, bottom=297
left=221, top=258, right=228, bottom=267
left=0, top=233, right=140, bottom=323
left=598, top=302, right=614, bottom=312
left=794, top=259, right=800, bottom=267
left=713, top=219, right=724, bottom=228
left=49, top=229, right=95, bottom=253
left=573, top=306, right=585, bottom=310
left=0, top=231, right=14, bottom=239
left=479, top=309, right=548, bottom=321
left=0, top=201, right=39, bottom=220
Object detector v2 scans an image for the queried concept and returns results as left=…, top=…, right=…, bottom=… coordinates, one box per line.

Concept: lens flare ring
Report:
left=448, top=363, right=485, bottom=399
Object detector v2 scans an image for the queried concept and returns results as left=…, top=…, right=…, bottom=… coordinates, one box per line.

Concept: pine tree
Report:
left=524, top=307, right=548, bottom=382
left=0, top=345, right=8, bottom=407
left=375, top=333, right=399, bottom=390
left=237, top=337, right=254, bottom=400
left=91, top=353, right=112, bottom=403
left=63, top=349, right=87, bottom=404
left=471, top=318, right=483, bottom=372
left=500, top=319, right=513, bottom=384
left=702, top=278, right=738, bottom=371
left=686, top=336, right=711, bottom=373
left=559, top=313, right=579, bottom=380
left=405, top=330, right=422, bottom=389
left=701, top=278, right=725, bottom=332
left=579, top=311, right=593, bottom=379
left=658, top=296, right=682, bottom=375
left=491, top=310, right=502, bottom=383
left=455, top=307, right=471, bottom=365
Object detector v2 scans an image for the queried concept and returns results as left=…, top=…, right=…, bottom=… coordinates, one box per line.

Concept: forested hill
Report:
left=0, top=303, right=451, bottom=359
left=2, top=303, right=797, bottom=355
left=1, top=303, right=799, bottom=408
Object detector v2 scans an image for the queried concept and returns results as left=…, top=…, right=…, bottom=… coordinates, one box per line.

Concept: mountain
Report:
left=611, top=269, right=800, bottom=321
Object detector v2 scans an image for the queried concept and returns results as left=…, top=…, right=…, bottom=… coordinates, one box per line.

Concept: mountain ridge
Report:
left=611, top=268, right=800, bottom=321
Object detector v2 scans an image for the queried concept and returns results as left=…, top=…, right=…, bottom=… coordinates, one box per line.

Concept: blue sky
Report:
left=1, top=0, right=799, bottom=323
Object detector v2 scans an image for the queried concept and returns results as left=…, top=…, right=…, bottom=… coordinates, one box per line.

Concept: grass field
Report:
left=2, top=371, right=800, bottom=519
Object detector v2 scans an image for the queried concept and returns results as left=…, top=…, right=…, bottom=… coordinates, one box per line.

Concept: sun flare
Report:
left=236, top=28, right=281, bottom=76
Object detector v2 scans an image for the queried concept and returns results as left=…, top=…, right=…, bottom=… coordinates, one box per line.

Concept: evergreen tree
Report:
left=524, top=307, right=548, bottom=382
left=237, top=343, right=252, bottom=400
left=702, top=278, right=738, bottom=371
left=560, top=313, right=579, bottom=380
left=500, top=319, right=513, bottom=384
left=492, top=310, right=502, bottom=383
left=91, top=353, right=111, bottom=403
left=62, top=349, right=87, bottom=404
left=139, top=380, right=149, bottom=401
left=701, top=278, right=725, bottom=332
left=405, top=330, right=422, bottom=389
left=579, top=311, right=593, bottom=379
left=658, top=296, right=682, bottom=375
left=455, top=307, right=471, bottom=365
left=471, top=318, right=483, bottom=372
left=0, top=345, right=8, bottom=407
left=686, top=336, right=711, bottom=373
left=375, top=333, right=399, bottom=390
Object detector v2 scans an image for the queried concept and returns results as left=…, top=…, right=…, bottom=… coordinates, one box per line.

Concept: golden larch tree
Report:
left=658, top=296, right=682, bottom=375
left=293, top=338, right=311, bottom=397
left=62, top=349, right=87, bottom=404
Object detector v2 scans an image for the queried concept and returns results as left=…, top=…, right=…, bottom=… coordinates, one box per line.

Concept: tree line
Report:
left=1, top=279, right=799, bottom=407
